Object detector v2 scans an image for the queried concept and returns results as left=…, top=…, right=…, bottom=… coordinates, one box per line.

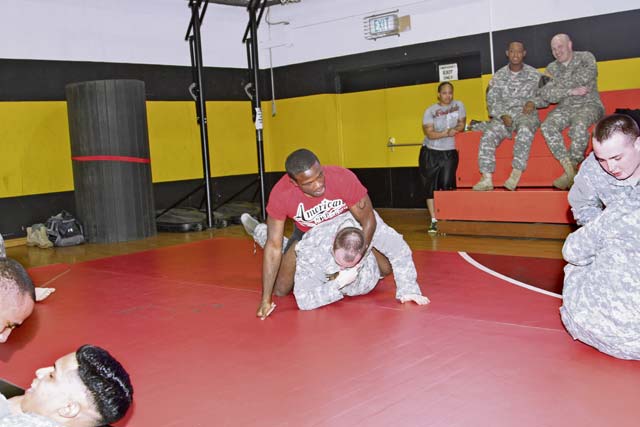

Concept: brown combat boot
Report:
left=472, top=173, right=493, bottom=191
left=504, top=169, right=523, bottom=191
left=552, top=159, right=576, bottom=190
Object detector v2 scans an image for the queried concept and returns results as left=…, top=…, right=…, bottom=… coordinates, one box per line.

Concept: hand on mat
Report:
left=257, top=301, right=276, bottom=320
left=399, top=294, right=430, bottom=305
left=333, top=267, right=359, bottom=289
left=35, top=287, right=56, bottom=302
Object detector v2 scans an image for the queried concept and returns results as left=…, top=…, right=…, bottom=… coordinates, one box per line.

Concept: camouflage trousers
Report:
left=477, top=114, right=539, bottom=173
left=541, top=103, right=604, bottom=164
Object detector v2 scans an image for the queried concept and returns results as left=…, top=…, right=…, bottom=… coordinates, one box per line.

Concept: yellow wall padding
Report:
left=1, top=57, right=639, bottom=199
left=262, top=94, right=342, bottom=171
left=0, top=102, right=73, bottom=198
left=147, top=101, right=259, bottom=182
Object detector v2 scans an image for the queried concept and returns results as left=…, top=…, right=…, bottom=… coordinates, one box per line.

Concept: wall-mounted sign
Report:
left=438, top=63, right=458, bottom=82
left=364, top=10, right=399, bottom=40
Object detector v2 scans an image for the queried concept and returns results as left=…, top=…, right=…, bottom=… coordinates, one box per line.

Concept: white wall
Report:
left=0, top=0, right=637, bottom=68
left=264, top=0, right=639, bottom=67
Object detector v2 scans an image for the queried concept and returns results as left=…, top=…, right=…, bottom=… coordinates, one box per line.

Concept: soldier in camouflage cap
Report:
left=561, top=193, right=640, bottom=360
left=473, top=41, right=548, bottom=191
left=539, top=33, right=604, bottom=189
left=569, top=113, right=640, bottom=225
left=293, top=211, right=429, bottom=310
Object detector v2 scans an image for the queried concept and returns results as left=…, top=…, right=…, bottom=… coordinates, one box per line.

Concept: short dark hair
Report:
left=333, top=227, right=365, bottom=263
left=76, top=345, right=133, bottom=426
left=285, top=149, right=320, bottom=178
left=0, top=258, right=35, bottom=302
left=594, top=113, right=640, bottom=143
left=437, top=81, right=453, bottom=93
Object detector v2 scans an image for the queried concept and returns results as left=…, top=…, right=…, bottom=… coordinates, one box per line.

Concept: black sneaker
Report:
left=427, top=221, right=438, bottom=234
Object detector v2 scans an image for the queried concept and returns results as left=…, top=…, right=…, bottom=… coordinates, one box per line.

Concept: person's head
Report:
left=0, top=258, right=35, bottom=343
left=592, top=113, right=640, bottom=181
left=332, top=227, right=365, bottom=268
left=19, top=345, right=133, bottom=427
left=437, top=81, right=454, bottom=105
left=506, top=41, right=526, bottom=69
left=550, top=33, right=573, bottom=64
left=285, top=149, right=325, bottom=198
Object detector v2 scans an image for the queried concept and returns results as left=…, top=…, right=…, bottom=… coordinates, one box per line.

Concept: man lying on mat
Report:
left=241, top=148, right=386, bottom=319
left=243, top=211, right=429, bottom=310
left=561, top=195, right=640, bottom=360
left=1, top=344, right=133, bottom=427
left=569, top=113, right=640, bottom=225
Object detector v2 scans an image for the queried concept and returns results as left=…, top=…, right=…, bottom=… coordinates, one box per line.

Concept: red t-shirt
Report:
left=266, top=165, right=367, bottom=232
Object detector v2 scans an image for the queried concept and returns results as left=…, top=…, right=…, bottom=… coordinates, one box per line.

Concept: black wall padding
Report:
left=66, top=79, right=156, bottom=243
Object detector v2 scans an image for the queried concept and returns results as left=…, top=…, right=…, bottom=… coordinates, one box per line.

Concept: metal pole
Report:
left=190, top=1, right=214, bottom=228
left=247, top=2, right=267, bottom=221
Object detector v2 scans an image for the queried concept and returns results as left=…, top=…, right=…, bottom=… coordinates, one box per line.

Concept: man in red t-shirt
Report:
left=254, top=149, right=378, bottom=319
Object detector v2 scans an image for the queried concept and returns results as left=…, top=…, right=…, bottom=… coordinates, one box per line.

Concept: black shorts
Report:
left=419, top=146, right=459, bottom=199
left=284, top=225, right=305, bottom=253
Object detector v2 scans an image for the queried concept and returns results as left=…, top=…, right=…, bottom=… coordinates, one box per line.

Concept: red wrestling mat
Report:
left=2, top=238, right=638, bottom=427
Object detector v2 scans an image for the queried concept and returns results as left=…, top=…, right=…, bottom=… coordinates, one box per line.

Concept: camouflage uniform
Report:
left=0, top=394, right=61, bottom=426
left=478, top=63, right=546, bottom=173
left=568, top=153, right=640, bottom=225
left=561, top=194, right=640, bottom=360
left=0, top=234, right=5, bottom=258
left=293, top=211, right=423, bottom=310
left=539, top=51, right=604, bottom=164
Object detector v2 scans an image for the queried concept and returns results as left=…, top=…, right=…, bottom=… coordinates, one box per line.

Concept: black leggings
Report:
left=419, top=146, right=459, bottom=199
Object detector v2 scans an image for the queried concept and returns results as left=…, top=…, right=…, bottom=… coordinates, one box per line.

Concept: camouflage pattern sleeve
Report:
left=561, top=198, right=640, bottom=360
left=568, top=156, right=605, bottom=226
left=538, top=61, right=570, bottom=104
left=486, top=74, right=504, bottom=118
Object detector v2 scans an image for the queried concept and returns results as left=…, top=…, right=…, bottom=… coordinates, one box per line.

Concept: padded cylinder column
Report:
left=66, top=79, right=156, bottom=243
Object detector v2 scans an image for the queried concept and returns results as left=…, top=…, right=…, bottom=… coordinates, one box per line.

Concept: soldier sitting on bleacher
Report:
left=539, top=33, right=604, bottom=190
left=472, top=41, right=548, bottom=191
left=569, top=113, right=640, bottom=225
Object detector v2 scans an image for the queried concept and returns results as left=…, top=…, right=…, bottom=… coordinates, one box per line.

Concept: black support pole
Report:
left=187, top=0, right=214, bottom=228
left=245, top=0, right=268, bottom=221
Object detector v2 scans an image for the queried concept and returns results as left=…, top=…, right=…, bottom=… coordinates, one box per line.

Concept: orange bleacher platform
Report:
left=436, top=88, right=640, bottom=227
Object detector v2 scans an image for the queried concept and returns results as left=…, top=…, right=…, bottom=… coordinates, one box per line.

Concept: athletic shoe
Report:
left=427, top=221, right=438, bottom=234
left=240, top=213, right=259, bottom=236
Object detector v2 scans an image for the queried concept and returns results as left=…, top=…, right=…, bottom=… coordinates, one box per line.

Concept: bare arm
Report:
left=348, top=194, right=376, bottom=250
left=257, top=216, right=285, bottom=318
left=423, top=123, right=450, bottom=140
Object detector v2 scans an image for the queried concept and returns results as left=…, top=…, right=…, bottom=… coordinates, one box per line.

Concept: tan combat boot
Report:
left=552, top=159, right=576, bottom=190
left=472, top=173, right=493, bottom=191
left=504, top=169, right=523, bottom=191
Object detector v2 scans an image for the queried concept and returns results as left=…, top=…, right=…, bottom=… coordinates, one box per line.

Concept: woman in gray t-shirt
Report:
left=418, top=81, right=466, bottom=234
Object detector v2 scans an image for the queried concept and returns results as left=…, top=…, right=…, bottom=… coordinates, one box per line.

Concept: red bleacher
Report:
left=436, top=89, right=640, bottom=228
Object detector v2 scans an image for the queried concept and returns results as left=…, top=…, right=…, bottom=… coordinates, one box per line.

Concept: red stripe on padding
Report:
left=72, top=155, right=150, bottom=164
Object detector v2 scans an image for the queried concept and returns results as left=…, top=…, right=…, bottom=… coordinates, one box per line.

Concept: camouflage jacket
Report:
left=293, top=211, right=422, bottom=310
left=539, top=51, right=604, bottom=109
left=568, top=153, right=640, bottom=225
left=561, top=196, right=640, bottom=359
left=487, top=63, right=547, bottom=118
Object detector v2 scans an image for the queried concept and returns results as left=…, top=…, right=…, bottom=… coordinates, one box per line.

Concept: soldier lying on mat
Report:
left=293, top=211, right=429, bottom=310
left=560, top=194, right=640, bottom=360
left=0, top=257, right=35, bottom=344
left=243, top=211, right=429, bottom=311
left=1, top=345, right=133, bottom=427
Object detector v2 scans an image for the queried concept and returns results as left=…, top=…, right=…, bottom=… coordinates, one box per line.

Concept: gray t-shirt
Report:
left=422, top=100, right=466, bottom=151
